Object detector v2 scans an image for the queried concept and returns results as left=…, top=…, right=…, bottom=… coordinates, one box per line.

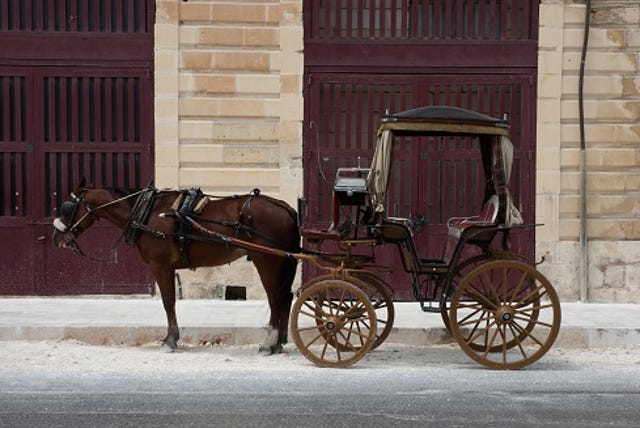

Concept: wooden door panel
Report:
left=34, top=67, right=153, bottom=295
left=0, top=68, right=35, bottom=294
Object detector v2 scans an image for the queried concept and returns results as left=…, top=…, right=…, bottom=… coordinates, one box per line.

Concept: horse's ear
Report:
left=78, top=177, right=86, bottom=188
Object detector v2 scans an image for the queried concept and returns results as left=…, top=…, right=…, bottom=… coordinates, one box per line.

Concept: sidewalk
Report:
left=0, top=298, right=639, bottom=348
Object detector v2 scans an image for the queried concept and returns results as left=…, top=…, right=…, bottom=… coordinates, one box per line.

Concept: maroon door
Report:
left=0, top=67, right=35, bottom=294
left=0, top=1, right=155, bottom=295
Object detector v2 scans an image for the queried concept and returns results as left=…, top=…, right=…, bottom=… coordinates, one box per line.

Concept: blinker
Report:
left=60, top=201, right=77, bottom=219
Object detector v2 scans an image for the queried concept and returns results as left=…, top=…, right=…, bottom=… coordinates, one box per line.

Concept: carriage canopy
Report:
left=366, top=106, right=523, bottom=227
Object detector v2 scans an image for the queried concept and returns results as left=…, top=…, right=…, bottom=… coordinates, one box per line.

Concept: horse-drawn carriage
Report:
left=52, top=106, right=561, bottom=370
left=290, top=106, right=561, bottom=369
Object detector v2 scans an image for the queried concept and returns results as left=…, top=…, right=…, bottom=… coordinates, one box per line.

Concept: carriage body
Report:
left=293, top=106, right=561, bottom=369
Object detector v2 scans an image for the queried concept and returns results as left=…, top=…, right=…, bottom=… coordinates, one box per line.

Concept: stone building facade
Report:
left=154, top=0, right=640, bottom=302
left=536, top=0, right=640, bottom=302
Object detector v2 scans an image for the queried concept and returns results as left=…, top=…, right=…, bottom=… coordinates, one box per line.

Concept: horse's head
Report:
left=52, top=178, right=99, bottom=254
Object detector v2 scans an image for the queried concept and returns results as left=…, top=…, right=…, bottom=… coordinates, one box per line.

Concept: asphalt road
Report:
left=1, top=341, right=639, bottom=427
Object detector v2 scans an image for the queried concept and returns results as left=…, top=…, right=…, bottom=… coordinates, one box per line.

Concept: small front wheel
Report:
left=450, top=260, right=561, bottom=370
left=291, top=279, right=377, bottom=368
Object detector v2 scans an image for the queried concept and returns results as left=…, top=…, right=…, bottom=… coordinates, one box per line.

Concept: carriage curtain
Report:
left=494, top=136, right=523, bottom=226
left=366, top=128, right=393, bottom=213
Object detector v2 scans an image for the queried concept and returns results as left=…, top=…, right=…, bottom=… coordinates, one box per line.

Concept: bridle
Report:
left=53, top=188, right=91, bottom=235
left=53, top=187, right=149, bottom=261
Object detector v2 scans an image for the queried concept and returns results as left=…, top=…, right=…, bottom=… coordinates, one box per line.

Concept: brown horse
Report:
left=52, top=178, right=300, bottom=354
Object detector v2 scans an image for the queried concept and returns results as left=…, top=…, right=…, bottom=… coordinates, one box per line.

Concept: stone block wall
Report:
left=537, top=0, right=640, bottom=302
left=154, top=1, right=303, bottom=299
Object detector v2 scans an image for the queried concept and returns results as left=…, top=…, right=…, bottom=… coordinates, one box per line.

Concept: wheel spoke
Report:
left=463, top=285, right=499, bottom=310
left=337, top=330, right=361, bottom=352
left=500, top=267, right=509, bottom=301
left=458, top=307, right=487, bottom=325
left=508, top=269, right=530, bottom=302
left=303, top=330, right=325, bottom=348
left=511, top=319, right=545, bottom=347
left=513, top=313, right=554, bottom=329
left=480, top=326, right=501, bottom=357
left=465, top=316, right=498, bottom=344
left=508, top=322, right=530, bottom=358
left=517, top=283, right=548, bottom=306
left=458, top=311, right=493, bottom=328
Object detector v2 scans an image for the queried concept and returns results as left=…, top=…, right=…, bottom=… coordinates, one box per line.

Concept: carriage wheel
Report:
left=441, top=254, right=498, bottom=333
left=450, top=260, right=561, bottom=370
left=299, top=273, right=394, bottom=351
left=291, top=279, right=377, bottom=368
left=348, top=272, right=395, bottom=350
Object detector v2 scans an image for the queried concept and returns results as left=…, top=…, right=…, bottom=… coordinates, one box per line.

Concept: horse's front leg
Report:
left=152, top=265, right=180, bottom=352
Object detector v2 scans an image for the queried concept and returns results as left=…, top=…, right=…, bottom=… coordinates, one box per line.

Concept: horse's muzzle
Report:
left=52, top=227, right=81, bottom=254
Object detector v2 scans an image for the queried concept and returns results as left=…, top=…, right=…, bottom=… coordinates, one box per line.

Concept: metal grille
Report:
left=309, top=0, right=534, bottom=40
left=40, top=72, right=148, bottom=217
left=0, top=0, right=150, bottom=32
left=0, top=74, right=28, bottom=217
left=43, top=76, right=141, bottom=144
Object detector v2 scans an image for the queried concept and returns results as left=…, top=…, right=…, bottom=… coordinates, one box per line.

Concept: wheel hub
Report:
left=324, top=317, right=341, bottom=334
left=495, top=306, right=516, bottom=324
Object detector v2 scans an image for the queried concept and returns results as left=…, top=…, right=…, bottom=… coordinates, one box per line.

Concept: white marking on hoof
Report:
left=259, top=326, right=278, bottom=354
left=160, top=343, right=175, bottom=353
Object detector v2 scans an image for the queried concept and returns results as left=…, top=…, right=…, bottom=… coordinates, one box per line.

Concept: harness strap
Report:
left=124, top=187, right=158, bottom=246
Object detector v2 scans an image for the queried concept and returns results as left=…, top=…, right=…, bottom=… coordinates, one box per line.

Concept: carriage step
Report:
left=420, top=301, right=445, bottom=313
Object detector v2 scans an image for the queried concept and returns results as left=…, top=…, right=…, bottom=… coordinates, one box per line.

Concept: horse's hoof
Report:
left=258, top=345, right=272, bottom=355
left=258, top=344, right=283, bottom=355
left=160, top=343, right=176, bottom=353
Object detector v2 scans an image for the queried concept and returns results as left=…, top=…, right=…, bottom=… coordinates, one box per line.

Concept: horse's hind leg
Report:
left=152, top=265, right=180, bottom=352
left=252, top=254, right=297, bottom=354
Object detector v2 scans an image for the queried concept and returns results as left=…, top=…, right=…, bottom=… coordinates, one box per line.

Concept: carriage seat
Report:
left=445, top=194, right=499, bottom=253
left=447, top=195, right=499, bottom=232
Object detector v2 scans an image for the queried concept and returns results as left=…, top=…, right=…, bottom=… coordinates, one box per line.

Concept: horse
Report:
left=52, top=178, right=300, bottom=354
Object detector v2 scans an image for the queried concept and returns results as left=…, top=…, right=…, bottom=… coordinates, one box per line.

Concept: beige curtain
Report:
left=497, top=136, right=523, bottom=226
left=366, top=129, right=393, bottom=213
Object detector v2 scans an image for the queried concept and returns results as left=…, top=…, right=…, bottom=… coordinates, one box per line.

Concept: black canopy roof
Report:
left=382, top=106, right=510, bottom=131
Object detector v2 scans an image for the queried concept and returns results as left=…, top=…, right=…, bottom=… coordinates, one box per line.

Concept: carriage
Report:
left=290, top=106, right=561, bottom=369
left=52, top=106, right=561, bottom=370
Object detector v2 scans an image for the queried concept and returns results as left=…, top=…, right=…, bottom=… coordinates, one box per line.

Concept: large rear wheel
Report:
left=291, top=279, right=377, bottom=368
left=450, top=260, right=561, bottom=369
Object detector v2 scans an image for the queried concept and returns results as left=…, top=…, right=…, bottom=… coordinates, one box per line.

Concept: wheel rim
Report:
left=450, top=260, right=561, bottom=370
left=291, top=279, right=377, bottom=368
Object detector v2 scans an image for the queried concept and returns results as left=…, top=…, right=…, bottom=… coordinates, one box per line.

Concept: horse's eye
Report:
left=60, top=201, right=77, bottom=218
